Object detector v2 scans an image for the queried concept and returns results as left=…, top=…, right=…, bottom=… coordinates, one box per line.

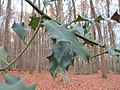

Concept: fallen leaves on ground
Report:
left=0, top=70, right=120, bottom=90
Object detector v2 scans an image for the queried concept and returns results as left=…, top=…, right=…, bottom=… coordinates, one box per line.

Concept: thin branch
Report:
left=25, top=0, right=61, bottom=25
left=90, top=51, right=108, bottom=60
left=75, top=33, right=106, bottom=48
left=25, top=0, right=120, bottom=54
left=0, top=16, right=42, bottom=71
left=25, top=0, right=105, bottom=48
left=25, top=0, right=51, bottom=20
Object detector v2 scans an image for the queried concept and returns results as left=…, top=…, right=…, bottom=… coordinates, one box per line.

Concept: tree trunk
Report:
left=72, top=0, right=76, bottom=20
left=107, top=0, right=116, bottom=73
left=4, top=0, right=12, bottom=46
left=56, top=0, right=63, bottom=23
left=0, top=0, right=1, bottom=16
left=90, top=0, right=99, bottom=73
left=29, top=0, right=37, bottom=74
left=90, top=0, right=107, bottom=78
left=3, top=0, right=12, bottom=68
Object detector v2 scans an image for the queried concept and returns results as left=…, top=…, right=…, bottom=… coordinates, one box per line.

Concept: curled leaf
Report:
left=12, top=22, right=28, bottom=41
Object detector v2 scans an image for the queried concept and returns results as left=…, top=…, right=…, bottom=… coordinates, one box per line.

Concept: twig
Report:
left=25, top=0, right=61, bottom=24
left=25, top=0, right=106, bottom=48
left=75, top=33, right=106, bottom=48
left=25, top=0, right=120, bottom=59
left=0, top=16, right=42, bottom=71
left=25, top=0, right=51, bottom=20
left=90, top=51, right=108, bottom=60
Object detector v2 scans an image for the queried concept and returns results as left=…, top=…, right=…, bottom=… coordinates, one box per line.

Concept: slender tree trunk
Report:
left=16, top=0, right=24, bottom=72
left=29, top=0, right=37, bottom=74
left=118, top=0, right=120, bottom=14
left=4, top=0, right=12, bottom=46
left=56, top=0, right=63, bottom=23
left=0, top=0, right=2, bottom=68
left=106, top=0, right=116, bottom=72
left=3, top=0, right=12, bottom=68
left=34, top=0, right=42, bottom=74
left=21, top=0, right=23, bottom=22
left=68, top=0, right=72, bottom=23
left=0, top=0, right=1, bottom=16
left=72, top=0, right=76, bottom=20
left=90, top=0, right=107, bottom=78
left=32, top=0, right=36, bottom=15
left=90, top=0, right=99, bottom=73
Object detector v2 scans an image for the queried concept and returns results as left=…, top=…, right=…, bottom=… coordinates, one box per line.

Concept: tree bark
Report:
left=4, top=0, right=12, bottom=46
left=0, top=0, right=1, bottom=16
left=56, top=0, right=63, bottom=23
left=90, top=0, right=107, bottom=78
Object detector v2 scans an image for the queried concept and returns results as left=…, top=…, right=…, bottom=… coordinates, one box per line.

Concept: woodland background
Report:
left=0, top=0, right=120, bottom=75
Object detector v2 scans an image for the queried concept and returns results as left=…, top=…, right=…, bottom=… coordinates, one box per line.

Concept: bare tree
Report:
left=4, top=0, right=12, bottom=46
left=90, top=0, right=107, bottom=78
left=56, top=0, right=63, bottom=23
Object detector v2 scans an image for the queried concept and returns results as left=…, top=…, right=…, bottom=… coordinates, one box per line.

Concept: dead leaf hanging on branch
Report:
left=111, top=11, right=120, bottom=23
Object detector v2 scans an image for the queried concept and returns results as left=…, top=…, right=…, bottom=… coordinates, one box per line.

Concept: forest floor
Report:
left=0, top=70, right=120, bottom=90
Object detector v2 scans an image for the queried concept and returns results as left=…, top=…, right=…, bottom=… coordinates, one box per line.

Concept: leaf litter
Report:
left=0, top=70, right=120, bottom=90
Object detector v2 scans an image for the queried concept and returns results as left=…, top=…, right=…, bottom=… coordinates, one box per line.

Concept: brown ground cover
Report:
left=0, top=70, right=120, bottom=90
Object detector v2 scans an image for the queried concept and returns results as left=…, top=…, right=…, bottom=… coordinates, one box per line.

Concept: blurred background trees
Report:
left=0, top=0, right=120, bottom=75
